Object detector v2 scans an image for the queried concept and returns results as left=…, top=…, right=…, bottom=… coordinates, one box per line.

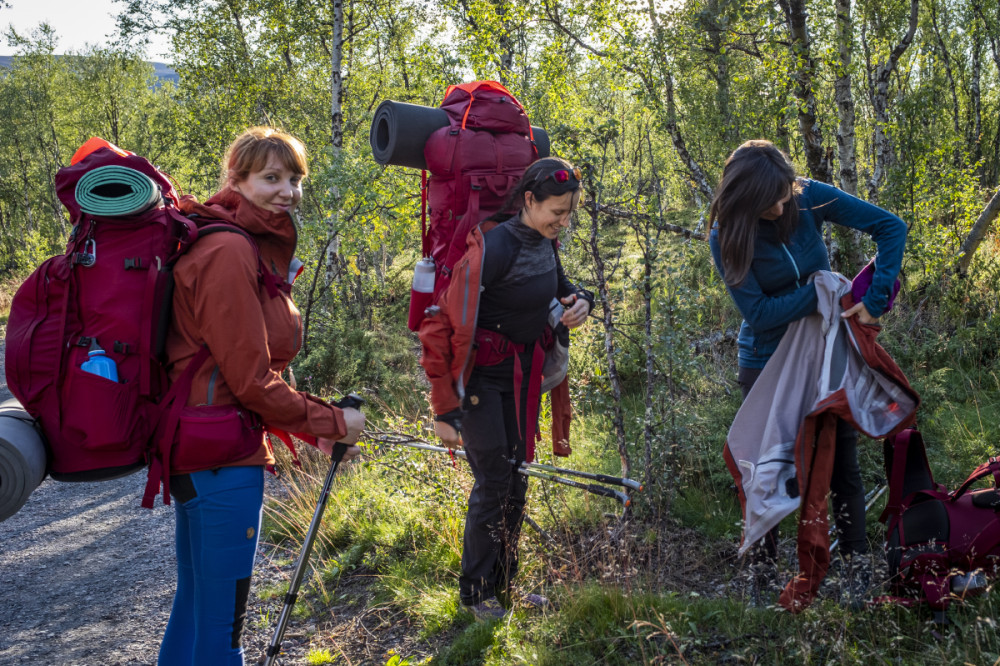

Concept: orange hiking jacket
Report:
left=164, top=188, right=347, bottom=469
left=418, top=221, right=573, bottom=460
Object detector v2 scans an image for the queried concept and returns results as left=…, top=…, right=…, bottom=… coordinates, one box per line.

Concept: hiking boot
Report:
left=746, top=560, right=779, bottom=608
left=463, top=596, right=508, bottom=621
left=840, top=554, right=872, bottom=610
left=520, top=592, right=551, bottom=610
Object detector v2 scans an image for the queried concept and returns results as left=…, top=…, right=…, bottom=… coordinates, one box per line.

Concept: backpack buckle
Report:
left=123, top=257, right=144, bottom=270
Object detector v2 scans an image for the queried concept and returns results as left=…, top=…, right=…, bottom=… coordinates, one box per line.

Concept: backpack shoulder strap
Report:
left=881, top=428, right=923, bottom=523
left=188, top=221, right=288, bottom=299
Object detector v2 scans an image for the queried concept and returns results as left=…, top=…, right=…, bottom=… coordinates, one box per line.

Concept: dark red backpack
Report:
left=4, top=139, right=278, bottom=507
left=879, top=428, right=1000, bottom=619
left=5, top=139, right=198, bottom=483
left=408, top=80, right=540, bottom=330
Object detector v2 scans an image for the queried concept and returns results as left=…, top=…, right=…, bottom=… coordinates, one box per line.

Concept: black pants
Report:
left=738, top=366, right=868, bottom=558
left=458, top=359, right=535, bottom=606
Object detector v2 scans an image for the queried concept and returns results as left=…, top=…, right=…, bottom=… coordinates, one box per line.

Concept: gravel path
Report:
left=0, top=348, right=308, bottom=666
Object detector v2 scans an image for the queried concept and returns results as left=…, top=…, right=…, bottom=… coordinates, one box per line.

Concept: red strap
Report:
left=466, top=179, right=481, bottom=231
left=142, top=345, right=213, bottom=508
left=524, top=339, right=545, bottom=463
left=264, top=427, right=304, bottom=469
left=881, top=429, right=915, bottom=523
left=512, top=350, right=525, bottom=442
left=139, top=258, right=158, bottom=396
left=54, top=269, right=75, bottom=432
left=420, top=170, right=429, bottom=257
left=461, top=92, right=475, bottom=130
left=950, top=457, right=1000, bottom=500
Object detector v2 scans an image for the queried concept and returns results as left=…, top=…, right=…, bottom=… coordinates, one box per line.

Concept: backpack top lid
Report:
left=439, top=80, right=533, bottom=136
left=56, top=137, right=180, bottom=219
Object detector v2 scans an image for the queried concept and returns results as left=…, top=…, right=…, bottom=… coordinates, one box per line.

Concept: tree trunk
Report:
left=778, top=0, right=833, bottom=183
left=495, top=1, right=515, bottom=86
left=971, top=19, right=984, bottom=174
left=956, top=186, right=1000, bottom=275
left=865, top=0, right=919, bottom=203
left=646, top=0, right=715, bottom=201
left=585, top=198, right=630, bottom=483
left=834, top=0, right=858, bottom=195
left=325, top=0, right=344, bottom=289
left=929, top=0, right=961, bottom=138
left=704, top=0, right=734, bottom=143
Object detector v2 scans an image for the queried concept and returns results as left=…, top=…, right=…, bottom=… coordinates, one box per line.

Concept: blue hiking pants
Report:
left=158, top=466, right=264, bottom=666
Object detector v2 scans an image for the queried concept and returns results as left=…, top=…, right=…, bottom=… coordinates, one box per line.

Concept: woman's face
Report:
left=521, top=189, right=581, bottom=239
left=760, top=189, right=792, bottom=221
left=231, top=154, right=303, bottom=214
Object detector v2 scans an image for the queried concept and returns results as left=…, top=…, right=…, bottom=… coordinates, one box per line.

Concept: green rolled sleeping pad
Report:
left=74, top=165, right=161, bottom=216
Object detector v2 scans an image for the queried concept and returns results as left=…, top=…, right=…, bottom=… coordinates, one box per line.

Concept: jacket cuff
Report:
left=435, top=409, right=464, bottom=433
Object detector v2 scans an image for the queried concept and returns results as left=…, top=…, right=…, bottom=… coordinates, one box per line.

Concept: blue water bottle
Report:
left=80, top=339, right=119, bottom=382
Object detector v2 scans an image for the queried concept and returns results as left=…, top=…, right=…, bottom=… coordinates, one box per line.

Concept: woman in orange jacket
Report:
left=158, top=127, right=365, bottom=665
left=419, top=157, right=593, bottom=620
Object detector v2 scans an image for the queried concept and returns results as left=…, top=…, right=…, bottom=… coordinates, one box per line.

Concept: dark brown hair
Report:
left=222, top=126, right=308, bottom=188
left=709, top=140, right=800, bottom=287
left=488, top=156, right=582, bottom=221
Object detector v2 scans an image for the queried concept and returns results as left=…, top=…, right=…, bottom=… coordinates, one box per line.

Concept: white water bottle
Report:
left=408, top=257, right=436, bottom=331
left=412, top=257, right=435, bottom=294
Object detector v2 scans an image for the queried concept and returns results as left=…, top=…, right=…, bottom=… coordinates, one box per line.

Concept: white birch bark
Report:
left=325, top=0, right=344, bottom=289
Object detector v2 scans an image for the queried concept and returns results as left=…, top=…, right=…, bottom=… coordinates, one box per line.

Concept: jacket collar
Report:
left=180, top=187, right=297, bottom=266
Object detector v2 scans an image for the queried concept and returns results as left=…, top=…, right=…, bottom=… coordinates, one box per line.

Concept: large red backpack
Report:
left=408, top=81, right=539, bottom=330
left=5, top=138, right=294, bottom=509
left=5, top=139, right=198, bottom=483
left=879, top=428, right=1000, bottom=620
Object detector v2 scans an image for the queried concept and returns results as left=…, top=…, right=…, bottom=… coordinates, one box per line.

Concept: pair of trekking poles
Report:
left=264, top=396, right=642, bottom=664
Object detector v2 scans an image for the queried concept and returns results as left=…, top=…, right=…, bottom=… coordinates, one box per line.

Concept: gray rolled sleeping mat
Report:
left=369, top=99, right=550, bottom=170
left=0, top=398, right=48, bottom=522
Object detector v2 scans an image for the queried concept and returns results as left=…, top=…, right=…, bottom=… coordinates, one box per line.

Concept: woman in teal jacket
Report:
left=709, top=140, right=907, bottom=607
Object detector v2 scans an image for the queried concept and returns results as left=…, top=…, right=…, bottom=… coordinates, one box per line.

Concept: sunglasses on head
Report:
left=541, top=167, right=582, bottom=184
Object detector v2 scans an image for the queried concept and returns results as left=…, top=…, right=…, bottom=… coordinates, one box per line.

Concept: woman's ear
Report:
left=523, top=190, right=536, bottom=211
left=227, top=170, right=242, bottom=193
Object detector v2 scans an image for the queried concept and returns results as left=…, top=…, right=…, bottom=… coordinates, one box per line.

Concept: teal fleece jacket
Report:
left=709, top=179, right=908, bottom=368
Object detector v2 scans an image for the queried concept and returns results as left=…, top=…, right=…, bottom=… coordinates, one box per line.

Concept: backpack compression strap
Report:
left=142, top=344, right=213, bottom=508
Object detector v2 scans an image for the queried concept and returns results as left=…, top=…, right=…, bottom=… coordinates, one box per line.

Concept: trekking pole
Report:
left=829, top=483, right=887, bottom=554
left=518, top=460, right=643, bottom=492
left=374, top=439, right=631, bottom=506
left=369, top=435, right=642, bottom=492
left=264, top=394, right=364, bottom=666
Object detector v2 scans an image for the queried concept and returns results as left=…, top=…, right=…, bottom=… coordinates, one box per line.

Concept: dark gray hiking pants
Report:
left=458, top=360, right=534, bottom=606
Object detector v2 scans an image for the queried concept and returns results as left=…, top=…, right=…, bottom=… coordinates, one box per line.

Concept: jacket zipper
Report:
left=781, top=243, right=802, bottom=286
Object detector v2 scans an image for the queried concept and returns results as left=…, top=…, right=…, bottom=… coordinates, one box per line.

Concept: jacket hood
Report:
left=180, top=187, right=297, bottom=265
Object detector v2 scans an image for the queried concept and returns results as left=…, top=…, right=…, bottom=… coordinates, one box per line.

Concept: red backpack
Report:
left=408, top=81, right=540, bottom=330
left=4, top=139, right=275, bottom=506
left=878, top=428, right=1000, bottom=620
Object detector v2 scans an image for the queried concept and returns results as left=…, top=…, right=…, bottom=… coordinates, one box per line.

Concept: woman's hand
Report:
left=560, top=294, right=589, bottom=329
left=317, top=439, right=362, bottom=461
left=435, top=420, right=462, bottom=448
left=841, top=301, right=879, bottom=325
left=338, top=406, right=365, bottom=444
left=317, top=406, right=366, bottom=461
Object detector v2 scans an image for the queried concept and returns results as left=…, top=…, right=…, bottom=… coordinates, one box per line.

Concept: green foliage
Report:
left=305, top=647, right=339, bottom=664
left=4, top=2, right=1000, bottom=662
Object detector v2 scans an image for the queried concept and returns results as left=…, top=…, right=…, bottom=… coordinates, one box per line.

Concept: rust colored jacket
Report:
left=418, top=221, right=574, bottom=459
left=164, top=188, right=346, bottom=469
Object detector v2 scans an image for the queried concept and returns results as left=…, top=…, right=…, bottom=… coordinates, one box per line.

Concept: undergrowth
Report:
left=256, top=243, right=1000, bottom=664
